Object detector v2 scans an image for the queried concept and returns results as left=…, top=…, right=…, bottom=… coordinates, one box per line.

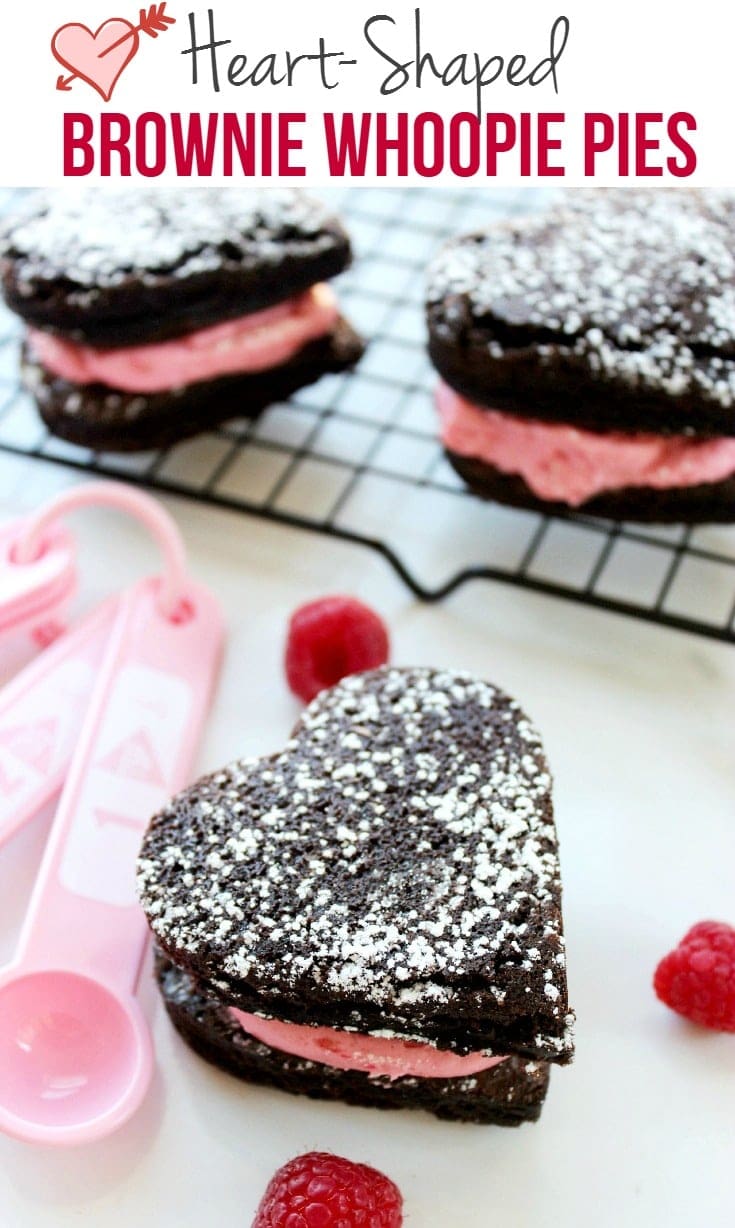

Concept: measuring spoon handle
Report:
left=14, top=576, right=224, bottom=995
left=0, top=598, right=120, bottom=849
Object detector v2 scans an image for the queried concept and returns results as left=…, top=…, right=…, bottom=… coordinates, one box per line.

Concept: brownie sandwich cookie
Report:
left=137, top=666, right=574, bottom=1126
left=427, top=189, right=735, bottom=522
left=0, top=188, right=363, bottom=451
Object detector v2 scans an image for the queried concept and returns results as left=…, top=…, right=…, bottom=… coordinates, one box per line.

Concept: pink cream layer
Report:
left=230, top=1008, right=506, bottom=1081
left=27, top=284, right=339, bottom=395
left=437, top=381, right=735, bottom=506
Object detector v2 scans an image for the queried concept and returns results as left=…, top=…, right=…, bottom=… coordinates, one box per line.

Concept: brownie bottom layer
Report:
left=447, top=451, right=735, bottom=524
left=22, top=318, right=363, bottom=453
left=157, top=955, right=550, bottom=1126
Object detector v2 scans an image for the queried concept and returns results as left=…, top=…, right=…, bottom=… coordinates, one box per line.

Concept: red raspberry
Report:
left=252, top=1151, right=403, bottom=1228
left=285, top=596, right=389, bottom=703
left=654, top=920, right=735, bottom=1031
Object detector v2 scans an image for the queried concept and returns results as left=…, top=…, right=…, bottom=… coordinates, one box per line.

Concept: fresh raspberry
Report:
left=252, top=1151, right=403, bottom=1228
left=285, top=596, right=389, bottom=703
left=654, top=920, right=735, bottom=1031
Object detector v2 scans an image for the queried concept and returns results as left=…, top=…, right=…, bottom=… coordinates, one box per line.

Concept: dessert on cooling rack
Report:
left=0, top=188, right=363, bottom=451
left=427, top=189, right=735, bottom=522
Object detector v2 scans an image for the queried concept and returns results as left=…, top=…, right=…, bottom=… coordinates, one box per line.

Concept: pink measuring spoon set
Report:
left=0, top=482, right=225, bottom=1147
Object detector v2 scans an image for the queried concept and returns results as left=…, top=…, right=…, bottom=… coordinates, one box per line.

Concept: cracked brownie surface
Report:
left=428, top=190, right=735, bottom=436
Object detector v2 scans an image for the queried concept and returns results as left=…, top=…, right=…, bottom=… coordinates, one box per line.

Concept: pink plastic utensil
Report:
left=0, top=480, right=194, bottom=845
left=0, top=598, right=119, bottom=849
left=12, top=480, right=189, bottom=621
left=0, top=571, right=223, bottom=1144
left=0, top=500, right=75, bottom=678
left=0, top=516, right=76, bottom=640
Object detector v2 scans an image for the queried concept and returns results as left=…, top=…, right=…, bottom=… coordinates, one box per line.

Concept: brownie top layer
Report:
left=0, top=187, right=352, bottom=345
left=427, top=189, right=735, bottom=434
left=137, top=666, right=573, bottom=1063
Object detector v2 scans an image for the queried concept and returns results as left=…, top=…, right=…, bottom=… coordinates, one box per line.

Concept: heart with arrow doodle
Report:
left=51, top=4, right=175, bottom=102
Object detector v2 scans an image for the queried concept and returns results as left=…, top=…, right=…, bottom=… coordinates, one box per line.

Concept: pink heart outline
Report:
left=52, top=18, right=140, bottom=102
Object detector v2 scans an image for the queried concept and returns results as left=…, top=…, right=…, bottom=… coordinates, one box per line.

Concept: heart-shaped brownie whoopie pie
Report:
left=0, top=189, right=363, bottom=453
left=137, top=666, right=574, bottom=1065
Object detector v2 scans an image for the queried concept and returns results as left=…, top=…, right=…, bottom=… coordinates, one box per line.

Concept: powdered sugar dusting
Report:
left=138, top=666, right=572, bottom=1061
left=0, top=187, right=342, bottom=290
left=427, top=188, right=735, bottom=411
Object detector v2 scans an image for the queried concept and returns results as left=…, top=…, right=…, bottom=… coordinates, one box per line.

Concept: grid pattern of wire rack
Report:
left=1, top=185, right=735, bottom=644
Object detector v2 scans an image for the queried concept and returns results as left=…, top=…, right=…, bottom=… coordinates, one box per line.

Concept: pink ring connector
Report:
left=12, top=482, right=189, bottom=621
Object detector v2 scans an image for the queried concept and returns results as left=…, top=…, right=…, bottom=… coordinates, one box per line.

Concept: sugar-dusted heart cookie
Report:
left=138, top=666, right=573, bottom=1097
left=0, top=188, right=362, bottom=452
left=427, top=190, right=735, bottom=523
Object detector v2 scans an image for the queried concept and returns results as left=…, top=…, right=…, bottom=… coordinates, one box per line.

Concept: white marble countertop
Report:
left=0, top=456, right=732, bottom=1227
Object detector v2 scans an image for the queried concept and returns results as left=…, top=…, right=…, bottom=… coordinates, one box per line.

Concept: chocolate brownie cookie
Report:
left=447, top=452, right=735, bottom=524
left=427, top=190, right=735, bottom=521
left=0, top=187, right=363, bottom=451
left=156, top=954, right=551, bottom=1126
left=1, top=188, right=353, bottom=345
left=138, top=666, right=574, bottom=1124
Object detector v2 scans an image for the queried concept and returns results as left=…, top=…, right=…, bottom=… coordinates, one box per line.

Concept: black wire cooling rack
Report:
left=1, top=185, right=735, bottom=645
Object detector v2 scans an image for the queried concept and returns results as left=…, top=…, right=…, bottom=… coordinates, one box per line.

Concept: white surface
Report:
left=0, top=457, right=733, bottom=1226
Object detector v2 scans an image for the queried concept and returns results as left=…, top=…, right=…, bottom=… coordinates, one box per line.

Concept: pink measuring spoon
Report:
left=0, top=518, right=75, bottom=637
left=0, top=598, right=120, bottom=849
left=0, top=498, right=79, bottom=689
left=0, top=484, right=224, bottom=1144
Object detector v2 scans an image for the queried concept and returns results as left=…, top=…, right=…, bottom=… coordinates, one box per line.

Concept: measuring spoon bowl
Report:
left=0, top=967, right=152, bottom=1145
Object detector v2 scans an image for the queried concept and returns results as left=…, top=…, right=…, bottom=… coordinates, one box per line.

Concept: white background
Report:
left=0, top=459, right=732, bottom=1225
left=0, top=3, right=733, bottom=1218
left=1, top=0, right=733, bottom=184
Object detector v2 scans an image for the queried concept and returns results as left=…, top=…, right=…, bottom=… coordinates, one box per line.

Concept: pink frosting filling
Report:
left=230, top=1008, right=506, bottom=1081
left=437, top=381, right=735, bottom=505
left=27, top=284, right=339, bottom=395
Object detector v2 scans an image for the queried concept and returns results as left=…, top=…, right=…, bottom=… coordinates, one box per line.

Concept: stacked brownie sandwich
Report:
left=0, top=188, right=362, bottom=451
left=138, top=666, right=574, bottom=1126
left=427, top=189, right=735, bottom=522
